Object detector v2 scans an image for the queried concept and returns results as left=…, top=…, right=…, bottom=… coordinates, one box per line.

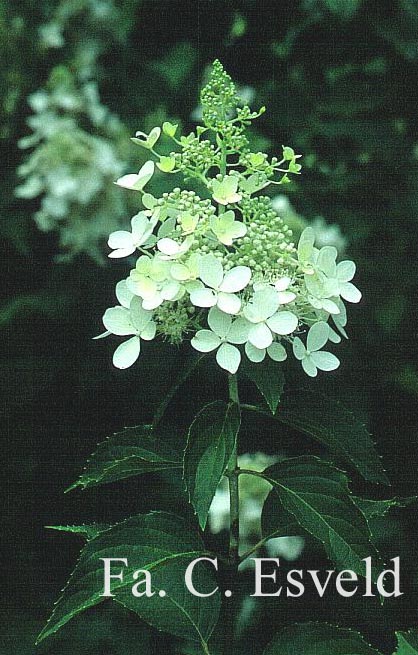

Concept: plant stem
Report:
left=223, top=374, right=240, bottom=654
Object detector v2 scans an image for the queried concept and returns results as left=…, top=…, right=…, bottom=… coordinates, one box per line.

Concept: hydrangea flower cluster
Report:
left=99, top=61, right=361, bottom=377
left=16, top=66, right=132, bottom=261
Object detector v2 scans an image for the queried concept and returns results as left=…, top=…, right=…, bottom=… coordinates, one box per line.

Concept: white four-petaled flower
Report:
left=191, top=307, right=249, bottom=374
left=190, top=254, right=251, bottom=314
left=292, top=321, right=339, bottom=377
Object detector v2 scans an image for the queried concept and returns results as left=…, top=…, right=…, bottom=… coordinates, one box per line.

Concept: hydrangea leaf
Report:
left=241, top=357, right=285, bottom=414
left=352, top=496, right=416, bottom=521
left=395, top=630, right=418, bottom=655
left=264, top=622, right=383, bottom=655
left=184, top=401, right=241, bottom=530
left=37, top=513, right=220, bottom=647
left=273, top=387, right=389, bottom=484
left=260, top=457, right=382, bottom=580
left=67, top=424, right=181, bottom=491
left=45, top=524, right=111, bottom=540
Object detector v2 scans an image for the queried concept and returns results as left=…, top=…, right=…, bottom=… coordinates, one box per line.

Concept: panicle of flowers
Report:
left=98, top=61, right=361, bottom=377
left=15, top=66, right=132, bottom=262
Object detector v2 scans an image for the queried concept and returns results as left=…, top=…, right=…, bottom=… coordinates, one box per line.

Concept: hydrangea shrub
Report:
left=38, top=62, right=408, bottom=655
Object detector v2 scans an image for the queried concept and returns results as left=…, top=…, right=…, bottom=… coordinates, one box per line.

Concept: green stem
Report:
left=223, top=374, right=240, bottom=655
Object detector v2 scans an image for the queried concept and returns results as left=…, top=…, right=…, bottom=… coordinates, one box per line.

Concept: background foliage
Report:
left=2, top=1, right=418, bottom=653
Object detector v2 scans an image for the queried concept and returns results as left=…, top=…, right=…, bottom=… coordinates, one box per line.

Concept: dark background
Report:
left=2, top=1, right=418, bottom=653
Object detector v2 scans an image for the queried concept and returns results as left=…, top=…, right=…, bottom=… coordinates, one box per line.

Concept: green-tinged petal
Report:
left=127, top=274, right=158, bottom=299
left=157, top=216, right=176, bottom=239
left=267, top=343, right=287, bottom=362
left=307, top=321, right=329, bottom=352
left=140, top=321, right=157, bottom=341
left=129, top=296, right=152, bottom=331
left=190, top=287, right=217, bottom=308
left=245, top=341, right=266, bottom=362
left=191, top=330, right=221, bottom=353
left=115, top=280, right=134, bottom=308
left=266, top=310, right=298, bottom=335
left=199, top=254, right=223, bottom=289
left=108, top=230, right=133, bottom=250
left=310, top=351, right=340, bottom=372
left=292, top=337, right=306, bottom=360
left=113, top=336, right=141, bottom=369
left=135, top=160, right=155, bottom=189
left=219, top=266, right=251, bottom=293
left=337, top=260, right=356, bottom=283
left=207, top=307, right=232, bottom=338
left=243, top=287, right=280, bottom=323
left=328, top=326, right=342, bottom=344
left=160, top=280, right=181, bottom=301
left=216, top=342, right=241, bottom=374
left=248, top=323, right=273, bottom=349
left=103, top=306, right=135, bottom=336
left=302, top=354, right=317, bottom=377
left=317, top=246, right=337, bottom=277
left=170, top=263, right=190, bottom=281
left=131, top=213, right=149, bottom=239
left=298, top=227, right=315, bottom=262
left=322, top=299, right=340, bottom=314
left=217, top=292, right=241, bottom=315
left=340, top=282, right=362, bottom=303
left=228, top=317, right=250, bottom=344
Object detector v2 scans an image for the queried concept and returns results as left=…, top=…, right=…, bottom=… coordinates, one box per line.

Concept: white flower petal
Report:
left=219, top=266, right=251, bottom=293
left=292, top=337, right=306, bottom=360
left=115, top=280, right=134, bottom=308
left=302, top=355, right=318, bottom=377
left=129, top=296, right=152, bottom=332
left=266, top=311, right=298, bottom=335
left=337, top=260, right=356, bottom=283
left=140, top=321, right=157, bottom=341
left=277, top=291, right=296, bottom=305
left=157, top=238, right=181, bottom=256
left=93, top=330, right=111, bottom=340
left=298, top=227, right=315, bottom=262
left=307, top=321, right=329, bottom=352
left=217, top=292, right=241, bottom=315
left=199, top=254, right=224, bottom=289
left=340, top=282, right=362, bottom=303
left=267, top=343, right=287, bottom=362
left=274, top=276, right=291, bottom=292
left=317, top=246, right=337, bottom=277
left=216, top=342, right=241, bottom=374
left=322, top=299, right=340, bottom=314
left=245, top=341, right=266, bottom=363
left=160, top=280, right=181, bottom=300
left=228, top=318, right=250, bottom=344
left=108, top=230, right=134, bottom=249
left=103, top=306, right=135, bottom=336
left=328, top=327, right=342, bottom=344
left=191, top=330, right=221, bottom=352
left=243, top=287, right=280, bottom=323
left=114, top=173, right=140, bottom=190
left=248, top=323, right=273, bottom=349
left=310, top=351, right=340, bottom=372
left=208, top=307, right=232, bottom=339
left=113, top=336, right=141, bottom=369
left=190, top=287, right=218, bottom=308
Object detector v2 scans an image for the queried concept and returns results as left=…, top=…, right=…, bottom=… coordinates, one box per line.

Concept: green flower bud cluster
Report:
left=224, top=197, right=295, bottom=277
left=154, top=298, right=196, bottom=345
left=101, top=61, right=361, bottom=377
left=170, top=137, right=219, bottom=175
left=201, top=59, right=240, bottom=128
